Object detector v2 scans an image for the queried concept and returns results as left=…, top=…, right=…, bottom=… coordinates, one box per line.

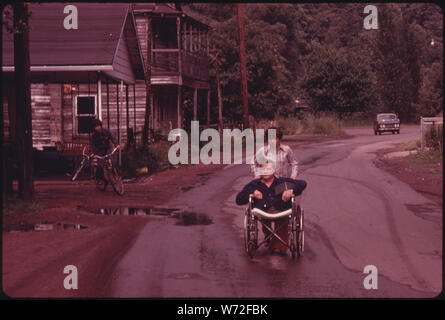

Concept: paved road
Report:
left=109, top=127, right=442, bottom=298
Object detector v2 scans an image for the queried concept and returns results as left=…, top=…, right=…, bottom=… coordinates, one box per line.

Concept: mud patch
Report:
left=173, top=211, right=213, bottom=226
left=405, top=204, right=442, bottom=223
left=299, top=152, right=329, bottom=165
left=375, top=151, right=442, bottom=206
left=167, top=272, right=206, bottom=280
left=4, top=221, right=88, bottom=232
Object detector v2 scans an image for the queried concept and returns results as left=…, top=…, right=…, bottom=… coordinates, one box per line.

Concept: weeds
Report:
left=425, top=124, right=443, bottom=152
left=256, top=115, right=345, bottom=136
left=406, top=149, right=443, bottom=169
left=301, top=115, right=345, bottom=135
left=2, top=196, right=46, bottom=220
left=395, top=140, right=421, bottom=152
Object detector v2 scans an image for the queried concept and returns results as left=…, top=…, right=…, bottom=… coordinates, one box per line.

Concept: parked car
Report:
left=373, top=113, right=400, bottom=135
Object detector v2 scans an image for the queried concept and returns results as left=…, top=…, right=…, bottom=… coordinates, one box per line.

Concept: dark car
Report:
left=373, top=113, right=400, bottom=135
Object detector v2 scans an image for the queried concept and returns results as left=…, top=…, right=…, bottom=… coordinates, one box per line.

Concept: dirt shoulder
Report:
left=374, top=147, right=443, bottom=206
left=2, top=134, right=343, bottom=298
left=2, top=164, right=223, bottom=298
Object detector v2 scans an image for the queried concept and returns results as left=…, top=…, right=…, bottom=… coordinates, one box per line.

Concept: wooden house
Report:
left=2, top=3, right=211, bottom=152
left=132, top=3, right=211, bottom=130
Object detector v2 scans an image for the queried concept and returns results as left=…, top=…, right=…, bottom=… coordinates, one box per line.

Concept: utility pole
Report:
left=210, top=48, right=223, bottom=136
left=236, top=3, right=249, bottom=129
left=13, top=3, right=34, bottom=201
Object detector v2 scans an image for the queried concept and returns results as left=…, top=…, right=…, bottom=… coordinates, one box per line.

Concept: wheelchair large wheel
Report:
left=289, top=214, right=298, bottom=260
left=243, top=210, right=257, bottom=258
left=296, top=207, right=304, bottom=257
left=243, top=210, right=250, bottom=252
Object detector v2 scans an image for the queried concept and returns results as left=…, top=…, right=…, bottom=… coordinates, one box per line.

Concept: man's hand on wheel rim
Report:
left=282, top=189, right=294, bottom=202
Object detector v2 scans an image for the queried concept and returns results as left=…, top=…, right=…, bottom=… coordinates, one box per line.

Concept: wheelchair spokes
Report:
left=244, top=209, right=258, bottom=258
left=297, top=207, right=304, bottom=257
left=244, top=196, right=304, bottom=260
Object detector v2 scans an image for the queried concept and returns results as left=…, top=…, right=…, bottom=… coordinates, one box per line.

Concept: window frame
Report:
left=72, top=94, right=100, bottom=136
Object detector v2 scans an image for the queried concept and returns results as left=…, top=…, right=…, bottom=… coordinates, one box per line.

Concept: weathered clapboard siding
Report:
left=2, top=84, right=62, bottom=149
left=2, top=4, right=149, bottom=152
left=135, top=15, right=149, bottom=68
left=48, top=84, right=63, bottom=144
left=107, top=36, right=136, bottom=84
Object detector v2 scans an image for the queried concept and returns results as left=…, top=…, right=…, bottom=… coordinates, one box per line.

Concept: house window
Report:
left=75, top=95, right=98, bottom=134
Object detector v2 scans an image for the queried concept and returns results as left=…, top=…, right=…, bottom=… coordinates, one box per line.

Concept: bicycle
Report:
left=72, top=146, right=125, bottom=196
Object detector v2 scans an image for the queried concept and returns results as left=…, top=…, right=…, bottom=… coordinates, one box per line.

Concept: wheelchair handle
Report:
left=248, top=194, right=254, bottom=210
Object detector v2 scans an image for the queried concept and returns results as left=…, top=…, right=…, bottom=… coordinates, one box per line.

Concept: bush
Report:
left=276, top=117, right=301, bottom=136
left=255, top=115, right=345, bottom=136
left=425, top=124, right=443, bottom=151
left=121, top=141, right=172, bottom=177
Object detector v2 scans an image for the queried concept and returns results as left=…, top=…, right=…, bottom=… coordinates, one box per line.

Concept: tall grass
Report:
left=395, top=140, right=421, bottom=152
left=256, top=115, right=345, bottom=136
left=302, top=115, right=345, bottom=135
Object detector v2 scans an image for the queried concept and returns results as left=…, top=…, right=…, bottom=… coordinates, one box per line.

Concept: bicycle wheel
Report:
left=94, top=167, right=107, bottom=192
left=72, top=159, right=85, bottom=181
left=110, top=167, right=125, bottom=196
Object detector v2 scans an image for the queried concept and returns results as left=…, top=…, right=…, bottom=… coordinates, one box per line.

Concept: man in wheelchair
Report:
left=236, top=161, right=307, bottom=255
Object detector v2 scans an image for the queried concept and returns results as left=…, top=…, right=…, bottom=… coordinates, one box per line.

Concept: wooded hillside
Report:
left=183, top=3, right=443, bottom=122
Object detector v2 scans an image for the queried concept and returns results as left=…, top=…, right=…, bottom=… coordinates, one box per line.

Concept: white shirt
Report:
left=251, top=144, right=299, bottom=178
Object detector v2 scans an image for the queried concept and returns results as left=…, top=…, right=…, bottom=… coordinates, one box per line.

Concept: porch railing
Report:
left=151, top=49, right=209, bottom=81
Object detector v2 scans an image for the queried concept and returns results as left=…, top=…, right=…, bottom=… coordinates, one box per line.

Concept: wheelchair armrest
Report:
left=252, top=208, right=293, bottom=220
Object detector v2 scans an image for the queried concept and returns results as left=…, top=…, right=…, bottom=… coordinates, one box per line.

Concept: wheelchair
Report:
left=243, top=194, right=304, bottom=260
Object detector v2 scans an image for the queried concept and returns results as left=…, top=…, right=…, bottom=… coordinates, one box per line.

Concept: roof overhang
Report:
left=2, top=65, right=114, bottom=72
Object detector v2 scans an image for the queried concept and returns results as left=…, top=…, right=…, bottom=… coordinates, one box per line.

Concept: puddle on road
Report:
left=174, top=211, right=213, bottom=226
left=79, top=206, right=181, bottom=216
left=167, top=272, right=206, bottom=280
left=4, top=222, right=88, bottom=232
left=77, top=205, right=213, bottom=226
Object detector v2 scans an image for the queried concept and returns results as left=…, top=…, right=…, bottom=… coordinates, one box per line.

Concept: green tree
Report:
left=374, top=4, right=422, bottom=122
left=415, top=62, right=443, bottom=117
left=182, top=3, right=441, bottom=122
left=300, top=45, right=376, bottom=119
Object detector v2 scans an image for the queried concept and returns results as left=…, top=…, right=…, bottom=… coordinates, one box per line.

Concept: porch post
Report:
left=133, top=84, right=136, bottom=130
left=150, top=93, right=154, bottom=131
left=116, top=82, right=121, bottom=166
left=177, top=17, right=182, bottom=78
left=207, top=89, right=211, bottom=125
left=193, top=87, right=198, bottom=121
left=106, top=78, right=110, bottom=128
left=189, top=24, right=193, bottom=52
left=206, top=32, right=209, bottom=56
left=97, top=72, right=102, bottom=121
left=126, top=83, right=130, bottom=142
left=177, top=85, right=182, bottom=129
